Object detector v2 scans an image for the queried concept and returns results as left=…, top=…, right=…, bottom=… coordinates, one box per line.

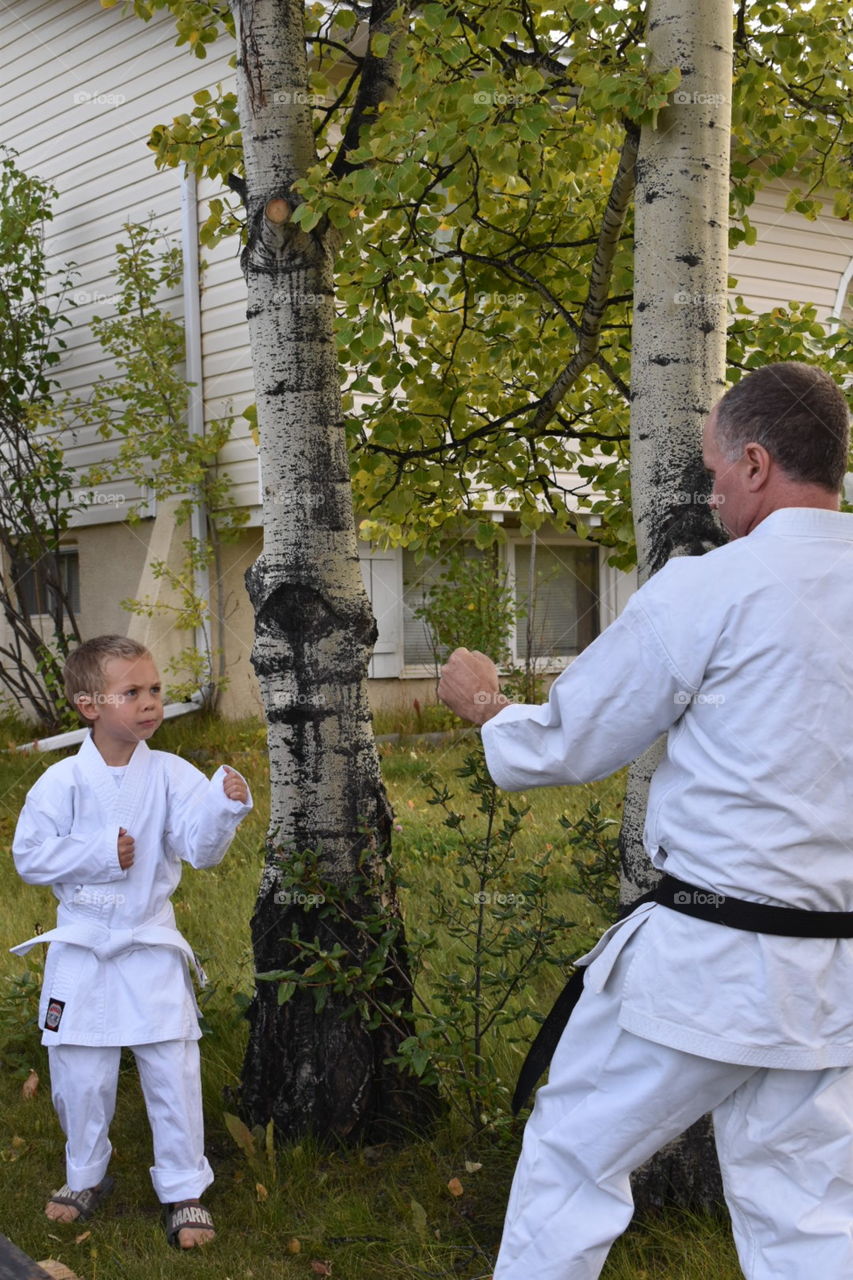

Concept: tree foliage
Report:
left=127, top=0, right=850, bottom=562
left=0, top=148, right=81, bottom=728
left=77, top=219, right=249, bottom=700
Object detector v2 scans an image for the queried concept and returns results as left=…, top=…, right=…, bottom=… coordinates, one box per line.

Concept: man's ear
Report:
left=75, top=694, right=99, bottom=723
left=743, top=441, right=772, bottom=490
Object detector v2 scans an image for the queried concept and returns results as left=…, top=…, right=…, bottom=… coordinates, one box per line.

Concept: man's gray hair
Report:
left=715, top=362, right=850, bottom=492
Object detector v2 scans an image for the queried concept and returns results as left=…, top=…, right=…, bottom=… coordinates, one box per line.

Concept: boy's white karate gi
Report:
left=12, top=732, right=252, bottom=1202
left=481, top=508, right=853, bottom=1280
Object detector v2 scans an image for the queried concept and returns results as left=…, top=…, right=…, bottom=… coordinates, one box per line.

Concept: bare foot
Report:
left=45, top=1176, right=113, bottom=1223
left=45, top=1198, right=80, bottom=1223
left=170, top=1199, right=216, bottom=1249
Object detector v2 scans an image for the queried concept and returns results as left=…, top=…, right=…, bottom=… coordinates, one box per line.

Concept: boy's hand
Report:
left=222, top=765, right=249, bottom=804
left=117, top=827, right=135, bottom=870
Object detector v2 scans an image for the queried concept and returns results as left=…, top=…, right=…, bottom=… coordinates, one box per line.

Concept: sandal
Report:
left=47, top=1173, right=115, bottom=1222
left=164, top=1200, right=215, bottom=1249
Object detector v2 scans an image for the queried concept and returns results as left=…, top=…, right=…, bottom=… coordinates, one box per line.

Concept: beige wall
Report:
left=210, top=529, right=263, bottom=720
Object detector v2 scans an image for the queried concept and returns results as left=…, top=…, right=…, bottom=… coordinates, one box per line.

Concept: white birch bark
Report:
left=620, top=0, right=733, bottom=1209
left=233, top=0, right=431, bottom=1138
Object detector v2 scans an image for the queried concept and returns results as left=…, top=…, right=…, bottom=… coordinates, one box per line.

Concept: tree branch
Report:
left=526, top=123, right=638, bottom=430
left=330, top=0, right=410, bottom=179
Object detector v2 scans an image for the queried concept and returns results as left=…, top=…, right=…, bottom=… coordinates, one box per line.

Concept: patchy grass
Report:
left=0, top=714, right=740, bottom=1279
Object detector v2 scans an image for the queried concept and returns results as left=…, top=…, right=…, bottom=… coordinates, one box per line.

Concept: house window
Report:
left=513, top=543, right=598, bottom=662
left=402, top=544, right=487, bottom=667
left=14, top=549, right=80, bottom=618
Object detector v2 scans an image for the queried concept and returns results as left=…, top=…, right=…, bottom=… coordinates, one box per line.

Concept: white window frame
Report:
left=506, top=535, right=602, bottom=674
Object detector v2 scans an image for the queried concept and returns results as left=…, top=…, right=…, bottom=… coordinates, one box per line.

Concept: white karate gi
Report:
left=12, top=732, right=252, bottom=1201
left=481, top=507, right=853, bottom=1279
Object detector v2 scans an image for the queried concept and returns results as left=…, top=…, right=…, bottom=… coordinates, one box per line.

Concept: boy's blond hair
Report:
left=64, top=635, right=151, bottom=714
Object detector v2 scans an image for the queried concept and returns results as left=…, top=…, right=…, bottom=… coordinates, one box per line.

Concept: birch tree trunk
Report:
left=621, top=0, right=732, bottom=1211
left=233, top=0, right=433, bottom=1140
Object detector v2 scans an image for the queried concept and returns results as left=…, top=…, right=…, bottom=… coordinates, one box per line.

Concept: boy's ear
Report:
left=75, top=694, right=99, bottom=723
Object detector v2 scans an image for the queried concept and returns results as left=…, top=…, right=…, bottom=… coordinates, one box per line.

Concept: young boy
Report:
left=11, top=636, right=252, bottom=1249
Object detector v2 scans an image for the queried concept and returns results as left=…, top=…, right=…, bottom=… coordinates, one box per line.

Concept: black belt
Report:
left=512, top=870, right=853, bottom=1115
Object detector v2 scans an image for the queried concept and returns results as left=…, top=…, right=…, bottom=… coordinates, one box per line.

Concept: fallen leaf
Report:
left=464, top=1161, right=482, bottom=1173
left=309, top=1262, right=332, bottom=1276
left=286, top=1237, right=301, bottom=1253
left=22, top=1069, right=39, bottom=1100
left=74, top=1230, right=91, bottom=1244
left=447, top=1177, right=464, bottom=1197
left=223, top=1112, right=257, bottom=1160
left=11, top=1135, right=25, bottom=1148
left=410, top=1197, right=427, bottom=1236
left=255, top=1182, right=268, bottom=1202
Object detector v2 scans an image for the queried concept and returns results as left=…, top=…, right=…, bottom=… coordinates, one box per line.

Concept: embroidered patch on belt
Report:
left=45, top=998, right=65, bottom=1032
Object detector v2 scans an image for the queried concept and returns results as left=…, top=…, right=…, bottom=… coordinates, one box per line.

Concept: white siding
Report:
left=729, top=183, right=853, bottom=320
left=1, top=0, right=257, bottom=525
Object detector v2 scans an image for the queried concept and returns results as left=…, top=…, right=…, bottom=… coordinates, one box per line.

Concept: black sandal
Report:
left=47, top=1173, right=115, bottom=1222
left=164, top=1199, right=215, bottom=1248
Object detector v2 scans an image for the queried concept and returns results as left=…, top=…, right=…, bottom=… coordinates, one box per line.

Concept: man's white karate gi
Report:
left=439, top=365, right=853, bottom=1280
left=12, top=732, right=252, bottom=1206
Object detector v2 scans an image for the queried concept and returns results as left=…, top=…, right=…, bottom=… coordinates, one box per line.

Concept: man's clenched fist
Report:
left=438, top=648, right=512, bottom=726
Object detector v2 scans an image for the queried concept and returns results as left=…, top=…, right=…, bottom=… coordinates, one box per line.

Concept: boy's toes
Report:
left=45, top=1200, right=79, bottom=1222
left=45, top=1176, right=113, bottom=1223
left=166, top=1199, right=215, bottom=1249
left=177, top=1223, right=216, bottom=1248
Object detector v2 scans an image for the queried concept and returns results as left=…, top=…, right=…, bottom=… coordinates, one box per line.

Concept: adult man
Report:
left=438, top=362, right=853, bottom=1280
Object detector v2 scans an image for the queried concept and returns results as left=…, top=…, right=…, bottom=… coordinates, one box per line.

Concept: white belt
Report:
left=11, top=908, right=207, bottom=986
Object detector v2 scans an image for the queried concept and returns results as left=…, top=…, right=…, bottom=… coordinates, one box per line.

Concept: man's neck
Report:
left=746, top=489, right=841, bottom=535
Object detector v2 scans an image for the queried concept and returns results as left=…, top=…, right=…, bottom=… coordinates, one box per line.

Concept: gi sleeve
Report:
left=165, top=757, right=253, bottom=868
left=13, top=776, right=124, bottom=885
left=481, top=555, right=722, bottom=790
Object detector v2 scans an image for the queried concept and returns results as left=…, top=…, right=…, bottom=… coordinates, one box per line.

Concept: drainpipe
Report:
left=180, top=165, right=215, bottom=704
left=16, top=695, right=203, bottom=753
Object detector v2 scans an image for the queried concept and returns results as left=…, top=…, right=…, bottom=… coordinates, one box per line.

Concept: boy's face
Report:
left=79, top=654, right=164, bottom=752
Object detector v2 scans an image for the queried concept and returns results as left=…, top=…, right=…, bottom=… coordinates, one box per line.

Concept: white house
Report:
left=2, top=0, right=852, bottom=720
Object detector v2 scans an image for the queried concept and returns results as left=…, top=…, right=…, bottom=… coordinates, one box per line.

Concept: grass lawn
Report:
left=0, top=713, right=743, bottom=1279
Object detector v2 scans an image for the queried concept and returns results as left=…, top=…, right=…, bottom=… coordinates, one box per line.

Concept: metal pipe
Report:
left=180, top=165, right=214, bottom=700
left=15, top=699, right=202, bottom=753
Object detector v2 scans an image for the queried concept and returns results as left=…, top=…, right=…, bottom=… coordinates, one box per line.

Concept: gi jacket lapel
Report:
left=77, top=733, right=152, bottom=832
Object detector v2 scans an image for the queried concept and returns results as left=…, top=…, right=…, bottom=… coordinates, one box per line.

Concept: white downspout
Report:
left=180, top=165, right=215, bottom=703
left=16, top=697, right=203, bottom=753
